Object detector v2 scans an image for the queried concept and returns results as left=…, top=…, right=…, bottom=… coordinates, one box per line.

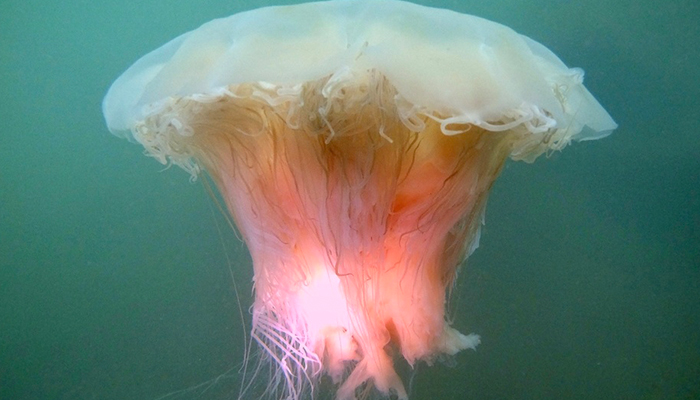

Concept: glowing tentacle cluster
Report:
left=134, top=71, right=531, bottom=398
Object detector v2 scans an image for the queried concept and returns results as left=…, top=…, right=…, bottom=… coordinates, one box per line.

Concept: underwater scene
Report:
left=1, top=0, right=698, bottom=399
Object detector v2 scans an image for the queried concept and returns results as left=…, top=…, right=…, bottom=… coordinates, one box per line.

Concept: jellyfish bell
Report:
left=103, top=0, right=616, bottom=399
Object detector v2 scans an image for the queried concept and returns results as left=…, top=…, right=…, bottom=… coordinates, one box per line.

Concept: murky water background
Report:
left=1, top=0, right=698, bottom=399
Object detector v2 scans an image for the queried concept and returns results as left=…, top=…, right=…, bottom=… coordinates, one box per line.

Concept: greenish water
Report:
left=1, top=1, right=698, bottom=399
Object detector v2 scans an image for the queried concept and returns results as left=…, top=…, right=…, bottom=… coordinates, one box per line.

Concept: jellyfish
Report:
left=103, top=1, right=616, bottom=399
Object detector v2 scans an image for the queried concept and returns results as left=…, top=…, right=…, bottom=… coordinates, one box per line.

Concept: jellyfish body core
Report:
left=168, top=76, right=502, bottom=398
left=103, top=1, right=616, bottom=399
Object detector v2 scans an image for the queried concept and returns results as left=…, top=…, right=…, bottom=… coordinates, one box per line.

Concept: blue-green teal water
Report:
left=1, top=0, right=698, bottom=399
